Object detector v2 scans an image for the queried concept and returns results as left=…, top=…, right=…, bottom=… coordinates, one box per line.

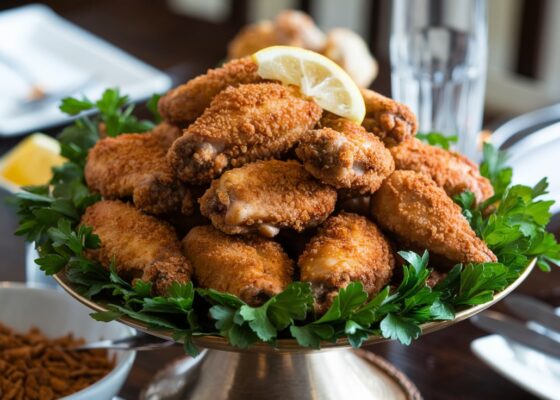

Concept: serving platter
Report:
left=53, top=259, right=536, bottom=399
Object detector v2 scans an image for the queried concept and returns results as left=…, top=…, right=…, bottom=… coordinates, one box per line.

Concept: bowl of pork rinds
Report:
left=0, top=283, right=135, bottom=400
left=13, top=46, right=556, bottom=353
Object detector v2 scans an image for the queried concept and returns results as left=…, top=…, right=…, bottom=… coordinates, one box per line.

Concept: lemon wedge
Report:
left=253, top=46, right=366, bottom=123
left=0, top=133, right=65, bottom=189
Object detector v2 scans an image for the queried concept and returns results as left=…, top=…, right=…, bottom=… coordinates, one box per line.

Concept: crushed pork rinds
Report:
left=0, top=323, right=115, bottom=399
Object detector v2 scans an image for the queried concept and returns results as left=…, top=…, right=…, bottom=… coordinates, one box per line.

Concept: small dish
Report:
left=0, top=282, right=136, bottom=400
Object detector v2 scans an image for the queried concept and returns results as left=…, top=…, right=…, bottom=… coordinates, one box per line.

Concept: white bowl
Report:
left=0, top=282, right=136, bottom=400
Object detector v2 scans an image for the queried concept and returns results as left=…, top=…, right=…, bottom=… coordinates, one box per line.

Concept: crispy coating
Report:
left=228, top=21, right=278, bottom=60
left=361, top=88, right=418, bottom=147
left=85, top=123, right=193, bottom=215
left=183, top=225, right=293, bottom=306
left=158, top=58, right=262, bottom=125
left=81, top=200, right=191, bottom=295
left=228, top=11, right=326, bottom=59
left=299, top=212, right=394, bottom=314
left=390, top=138, right=494, bottom=205
left=168, top=83, right=323, bottom=184
left=370, top=171, right=497, bottom=264
left=296, top=114, right=394, bottom=194
left=199, top=160, right=337, bottom=237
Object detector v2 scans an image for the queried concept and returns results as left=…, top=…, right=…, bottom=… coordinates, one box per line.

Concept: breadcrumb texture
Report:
left=183, top=225, right=293, bottom=306
left=361, top=88, right=418, bottom=147
left=199, top=160, right=337, bottom=237
left=370, top=171, right=496, bottom=265
left=81, top=200, right=191, bottom=295
left=391, top=138, right=494, bottom=205
left=296, top=114, right=394, bottom=194
left=85, top=123, right=193, bottom=215
left=299, top=212, right=394, bottom=314
left=168, top=83, right=322, bottom=184
left=158, top=57, right=262, bottom=125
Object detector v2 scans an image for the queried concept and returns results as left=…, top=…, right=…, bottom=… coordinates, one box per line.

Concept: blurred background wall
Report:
left=1, top=0, right=556, bottom=117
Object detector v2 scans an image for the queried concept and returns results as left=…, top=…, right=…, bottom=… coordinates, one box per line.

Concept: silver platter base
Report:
left=140, top=348, right=422, bottom=400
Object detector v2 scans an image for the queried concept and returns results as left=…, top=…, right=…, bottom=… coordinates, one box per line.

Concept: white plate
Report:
left=0, top=4, right=171, bottom=136
left=471, top=319, right=560, bottom=400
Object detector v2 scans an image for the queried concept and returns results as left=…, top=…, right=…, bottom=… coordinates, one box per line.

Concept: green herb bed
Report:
left=13, top=89, right=560, bottom=356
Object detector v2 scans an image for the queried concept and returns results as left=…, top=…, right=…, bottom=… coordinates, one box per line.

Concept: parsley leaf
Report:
left=146, top=93, right=162, bottom=123
left=239, top=282, right=313, bottom=341
left=59, top=97, right=94, bottom=115
left=416, top=132, right=458, bottom=149
left=480, top=143, right=513, bottom=198
left=380, top=314, right=421, bottom=345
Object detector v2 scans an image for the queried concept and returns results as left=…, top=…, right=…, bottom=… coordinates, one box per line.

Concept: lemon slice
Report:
left=0, top=133, right=65, bottom=189
left=253, top=46, right=366, bottom=123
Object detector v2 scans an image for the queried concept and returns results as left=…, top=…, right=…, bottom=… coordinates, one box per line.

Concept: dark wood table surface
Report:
left=1, top=1, right=559, bottom=399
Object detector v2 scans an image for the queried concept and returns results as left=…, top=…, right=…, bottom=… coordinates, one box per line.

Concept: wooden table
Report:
left=1, top=1, right=559, bottom=399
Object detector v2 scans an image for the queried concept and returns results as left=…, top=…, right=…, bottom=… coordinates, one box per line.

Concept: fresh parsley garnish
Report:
left=12, top=90, right=560, bottom=355
left=60, top=88, right=154, bottom=137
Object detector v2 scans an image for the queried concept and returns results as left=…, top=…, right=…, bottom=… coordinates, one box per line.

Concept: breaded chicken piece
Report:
left=168, top=83, right=323, bottom=185
left=183, top=225, right=293, bottom=306
left=228, top=10, right=326, bottom=59
left=158, top=58, right=262, bottom=125
left=199, top=160, right=337, bottom=237
left=296, top=114, right=394, bottom=194
left=361, top=88, right=418, bottom=147
left=370, top=171, right=497, bottom=264
left=85, top=123, right=193, bottom=215
left=390, top=138, right=494, bottom=205
left=81, top=200, right=191, bottom=295
left=299, top=212, right=394, bottom=314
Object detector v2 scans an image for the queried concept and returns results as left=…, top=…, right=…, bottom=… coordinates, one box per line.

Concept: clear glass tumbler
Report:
left=390, top=0, right=487, bottom=159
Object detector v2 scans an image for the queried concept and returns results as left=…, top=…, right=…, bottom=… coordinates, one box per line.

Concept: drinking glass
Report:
left=390, top=0, right=487, bottom=159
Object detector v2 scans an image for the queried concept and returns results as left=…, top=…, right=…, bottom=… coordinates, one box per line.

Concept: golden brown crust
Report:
left=299, top=212, right=394, bottom=314
left=370, top=171, right=497, bottom=265
left=199, top=160, right=337, bottom=237
left=84, top=122, right=193, bottom=215
left=158, top=58, right=262, bottom=125
left=228, top=21, right=278, bottom=59
left=81, top=200, right=191, bottom=295
left=296, top=114, right=394, bottom=194
left=360, top=88, right=418, bottom=147
left=182, top=225, right=293, bottom=306
left=167, top=83, right=323, bottom=184
left=227, top=11, right=326, bottom=59
left=390, top=138, right=494, bottom=205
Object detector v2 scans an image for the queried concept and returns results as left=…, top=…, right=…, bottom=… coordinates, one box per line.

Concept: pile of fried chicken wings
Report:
left=82, top=57, right=495, bottom=313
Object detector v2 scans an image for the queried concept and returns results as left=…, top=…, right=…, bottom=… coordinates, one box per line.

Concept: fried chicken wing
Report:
left=370, top=170, right=496, bottom=264
left=168, top=83, right=323, bottom=184
left=183, top=225, right=293, bottom=306
left=390, top=138, right=494, bottom=205
left=85, top=123, right=193, bottom=215
left=158, top=58, right=262, bottom=125
left=296, top=114, right=394, bottom=194
left=228, top=10, right=326, bottom=59
left=299, top=212, right=394, bottom=314
left=361, top=88, right=418, bottom=147
left=199, top=160, right=337, bottom=237
left=322, top=28, right=378, bottom=87
left=81, top=200, right=191, bottom=295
